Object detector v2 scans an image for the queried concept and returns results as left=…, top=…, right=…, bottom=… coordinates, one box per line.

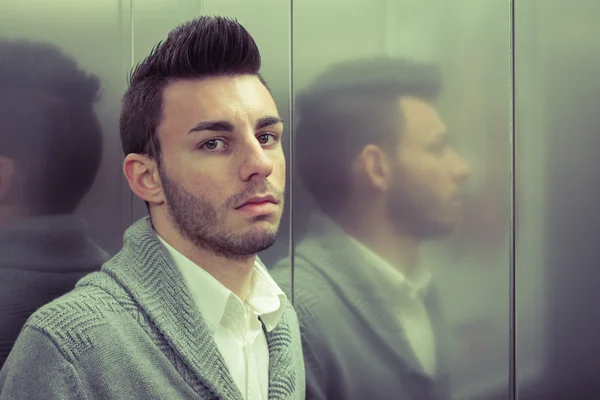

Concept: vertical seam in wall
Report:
left=129, top=0, right=135, bottom=224
left=289, top=0, right=295, bottom=306
left=509, top=0, right=517, bottom=398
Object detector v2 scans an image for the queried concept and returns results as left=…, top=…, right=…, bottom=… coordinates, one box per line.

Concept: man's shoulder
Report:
left=24, top=270, right=134, bottom=359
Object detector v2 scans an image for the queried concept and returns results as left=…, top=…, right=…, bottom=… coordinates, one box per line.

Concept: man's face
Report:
left=156, top=75, right=286, bottom=259
left=387, top=97, right=471, bottom=239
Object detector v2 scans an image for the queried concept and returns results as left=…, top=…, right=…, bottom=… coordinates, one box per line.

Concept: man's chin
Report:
left=240, top=216, right=280, bottom=232
left=238, top=220, right=279, bottom=242
left=249, top=226, right=279, bottom=242
left=244, top=233, right=278, bottom=254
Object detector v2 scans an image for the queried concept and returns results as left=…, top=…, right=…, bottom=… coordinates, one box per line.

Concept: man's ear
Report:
left=353, top=144, right=392, bottom=193
left=123, top=154, right=165, bottom=205
left=0, top=156, right=16, bottom=203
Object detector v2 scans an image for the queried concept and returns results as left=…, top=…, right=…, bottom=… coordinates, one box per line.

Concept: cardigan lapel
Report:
left=103, top=217, right=243, bottom=400
left=263, top=308, right=297, bottom=400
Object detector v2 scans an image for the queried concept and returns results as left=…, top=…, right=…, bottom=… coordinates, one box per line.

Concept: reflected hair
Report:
left=0, top=39, right=102, bottom=214
left=295, top=57, right=442, bottom=214
left=120, top=16, right=265, bottom=164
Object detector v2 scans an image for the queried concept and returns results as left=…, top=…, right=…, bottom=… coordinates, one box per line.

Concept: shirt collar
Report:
left=248, top=261, right=287, bottom=331
left=348, top=235, right=432, bottom=298
left=157, top=235, right=286, bottom=333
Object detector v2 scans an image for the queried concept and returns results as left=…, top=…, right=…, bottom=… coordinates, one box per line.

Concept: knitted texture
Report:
left=0, top=215, right=108, bottom=369
left=0, top=217, right=304, bottom=400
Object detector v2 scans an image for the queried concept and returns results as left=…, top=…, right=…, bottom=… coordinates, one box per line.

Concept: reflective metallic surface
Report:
left=1, top=1, right=599, bottom=398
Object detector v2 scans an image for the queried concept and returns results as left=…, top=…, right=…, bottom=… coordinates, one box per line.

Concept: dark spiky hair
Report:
left=120, top=16, right=264, bottom=162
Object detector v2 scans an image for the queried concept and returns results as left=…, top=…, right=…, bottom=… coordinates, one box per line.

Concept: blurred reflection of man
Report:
left=0, top=40, right=108, bottom=368
left=272, top=58, right=471, bottom=400
left=0, top=17, right=304, bottom=400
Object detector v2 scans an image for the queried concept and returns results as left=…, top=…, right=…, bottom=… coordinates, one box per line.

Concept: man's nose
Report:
left=452, top=151, right=471, bottom=183
left=238, top=136, right=274, bottom=182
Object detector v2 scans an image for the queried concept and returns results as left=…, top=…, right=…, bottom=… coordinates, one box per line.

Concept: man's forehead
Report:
left=157, top=77, right=280, bottom=143
left=161, top=76, right=277, bottom=123
left=398, top=96, right=445, bottom=138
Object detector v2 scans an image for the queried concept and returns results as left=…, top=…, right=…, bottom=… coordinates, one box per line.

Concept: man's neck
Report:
left=152, top=214, right=255, bottom=302
left=335, top=212, right=421, bottom=276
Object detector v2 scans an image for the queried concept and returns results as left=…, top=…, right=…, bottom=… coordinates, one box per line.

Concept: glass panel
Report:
left=0, top=0, right=133, bottom=254
left=515, top=1, right=600, bottom=398
left=0, top=0, right=131, bottom=365
left=290, top=1, right=512, bottom=399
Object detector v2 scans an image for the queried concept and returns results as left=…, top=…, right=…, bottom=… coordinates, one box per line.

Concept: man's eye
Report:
left=257, top=133, right=278, bottom=145
left=201, top=139, right=226, bottom=150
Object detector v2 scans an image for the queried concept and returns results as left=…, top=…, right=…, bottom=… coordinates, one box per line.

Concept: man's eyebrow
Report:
left=187, top=116, right=283, bottom=134
left=187, top=120, right=234, bottom=134
left=256, top=116, right=284, bottom=130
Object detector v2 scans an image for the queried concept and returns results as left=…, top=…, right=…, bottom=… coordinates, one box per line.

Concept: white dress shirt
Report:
left=158, top=236, right=287, bottom=400
left=349, top=236, right=437, bottom=376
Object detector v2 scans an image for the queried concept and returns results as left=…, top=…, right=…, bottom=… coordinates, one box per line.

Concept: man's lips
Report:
left=235, top=194, right=278, bottom=209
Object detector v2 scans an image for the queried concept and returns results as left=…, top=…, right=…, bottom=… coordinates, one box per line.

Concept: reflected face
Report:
left=388, top=97, right=471, bottom=238
left=156, top=75, right=286, bottom=259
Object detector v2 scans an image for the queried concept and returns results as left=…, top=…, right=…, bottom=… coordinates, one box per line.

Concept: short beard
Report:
left=387, top=167, right=455, bottom=240
left=159, top=168, right=280, bottom=260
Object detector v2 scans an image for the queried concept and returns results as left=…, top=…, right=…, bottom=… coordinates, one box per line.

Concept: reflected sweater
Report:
left=0, top=217, right=305, bottom=400
left=0, top=215, right=108, bottom=368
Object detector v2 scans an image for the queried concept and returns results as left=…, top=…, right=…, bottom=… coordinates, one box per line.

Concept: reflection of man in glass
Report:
left=272, top=58, right=470, bottom=400
left=0, top=40, right=108, bottom=368
left=0, top=17, right=304, bottom=400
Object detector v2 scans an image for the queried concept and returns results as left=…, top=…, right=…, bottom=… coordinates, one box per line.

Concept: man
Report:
left=0, top=17, right=304, bottom=400
left=272, top=58, right=470, bottom=399
left=0, top=40, right=108, bottom=368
